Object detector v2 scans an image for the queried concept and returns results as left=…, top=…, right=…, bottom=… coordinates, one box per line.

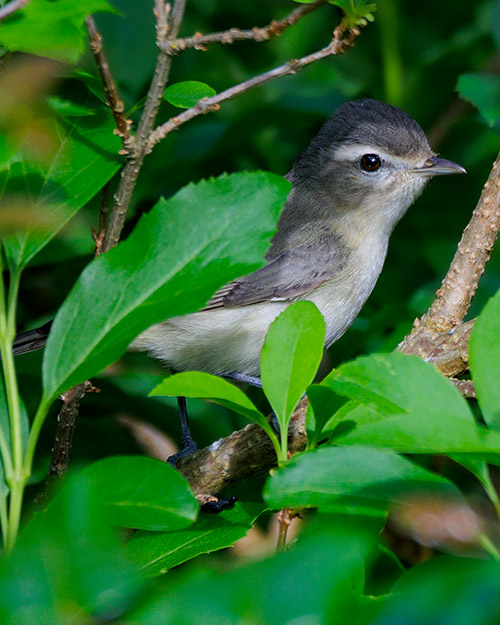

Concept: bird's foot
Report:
left=197, top=494, right=238, bottom=513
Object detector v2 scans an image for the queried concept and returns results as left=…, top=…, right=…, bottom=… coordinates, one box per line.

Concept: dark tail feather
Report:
left=11, top=321, right=52, bottom=356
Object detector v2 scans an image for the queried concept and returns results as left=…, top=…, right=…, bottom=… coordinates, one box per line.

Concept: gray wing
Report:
left=205, top=237, right=347, bottom=310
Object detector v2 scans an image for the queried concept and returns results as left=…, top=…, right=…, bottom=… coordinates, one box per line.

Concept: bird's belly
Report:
left=132, top=244, right=387, bottom=375
left=130, top=301, right=290, bottom=376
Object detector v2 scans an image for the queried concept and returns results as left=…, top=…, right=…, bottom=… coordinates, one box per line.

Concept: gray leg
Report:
left=167, top=396, right=198, bottom=466
left=224, top=372, right=263, bottom=389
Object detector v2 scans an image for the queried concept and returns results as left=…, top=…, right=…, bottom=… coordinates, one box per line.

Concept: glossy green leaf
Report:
left=306, top=383, right=347, bottom=448
left=372, top=557, right=500, bottom=625
left=42, top=172, right=290, bottom=402
left=0, top=0, right=117, bottom=63
left=81, top=456, right=198, bottom=531
left=46, top=96, right=96, bottom=117
left=456, top=74, right=500, bottom=126
left=322, top=353, right=500, bottom=455
left=123, top=522, right=375, bottom=625
left=261, top=301, right=325, bottom=434
left=0, top=471, right=142, bottom=624
left=323, top=352, right=471, bottom=421
left=127, top=501, right=265, bottom=576
left=151, top=372, right=271, bottom=433
left=163, top=81, right=216, bottom=109
left=1, top=113, right=122, bottom=270
left=469, top=289, right=500, bottom=429
left=264, top=446, right=458, bottom=510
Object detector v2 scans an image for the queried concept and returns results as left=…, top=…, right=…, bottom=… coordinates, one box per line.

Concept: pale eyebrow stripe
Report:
left=332, top=144, right=395, bottom=162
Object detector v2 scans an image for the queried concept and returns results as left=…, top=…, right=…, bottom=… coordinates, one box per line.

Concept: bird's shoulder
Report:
left=204, top=229, right=348, bottom=310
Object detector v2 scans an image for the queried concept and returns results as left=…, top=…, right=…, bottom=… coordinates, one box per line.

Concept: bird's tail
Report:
left=8, top=321, right=52, bottom=356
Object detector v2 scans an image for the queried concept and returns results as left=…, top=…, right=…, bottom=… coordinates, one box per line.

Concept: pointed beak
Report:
left=412, top=156, right=467, bottom=177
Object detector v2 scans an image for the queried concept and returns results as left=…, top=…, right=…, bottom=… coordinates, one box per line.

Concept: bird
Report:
left=130, top=99, right=465, bottom=376
left=13, top=99, right=465, bottom=461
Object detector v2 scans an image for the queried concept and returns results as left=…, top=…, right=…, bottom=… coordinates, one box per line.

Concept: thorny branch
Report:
left=178, top=153, right=500, bottom=496
left=148, top=24, right=360, bottom=150
left=162, top=0, right=327, bottom=54
left=399, top=149, right=500, bottom=354
left=85, top=17, right=133, bottom=153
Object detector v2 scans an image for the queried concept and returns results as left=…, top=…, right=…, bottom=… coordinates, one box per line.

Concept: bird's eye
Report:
left=360, top=154, right=381, bottom=172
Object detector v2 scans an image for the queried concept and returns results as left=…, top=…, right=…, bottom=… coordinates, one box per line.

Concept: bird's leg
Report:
left=167, top=396, right=198, bottom=466
left=224, top=372, right=263, bottom=389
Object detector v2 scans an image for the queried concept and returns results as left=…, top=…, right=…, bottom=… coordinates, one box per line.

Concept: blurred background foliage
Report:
left=9, top=0, right=500, bottom=491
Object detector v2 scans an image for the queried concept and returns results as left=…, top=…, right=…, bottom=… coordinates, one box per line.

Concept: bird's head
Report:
left=289, top=99, right=465, bottom=234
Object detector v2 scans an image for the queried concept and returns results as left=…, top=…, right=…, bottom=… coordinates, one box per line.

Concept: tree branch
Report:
left=85, top=17, right=133, bottom=153
left=45, top=382, right=98, bottom=494
left=102, top=0, right=186, bottom=253
left=163, top=0, right=327, bottom=54
left=399, top=148, right=500, bottom=353
left=148, top=23, right=360, bottom=150
left=179, top=150, right=500, bottom=496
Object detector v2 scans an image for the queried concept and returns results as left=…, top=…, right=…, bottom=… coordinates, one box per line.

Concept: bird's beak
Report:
left=412, top=156, right=467, bottom=177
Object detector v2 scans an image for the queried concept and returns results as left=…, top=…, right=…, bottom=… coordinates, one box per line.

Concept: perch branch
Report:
left=163, top=0, right=327, bottom=54
left=399, top=149, right=500, bottom=344
left=148, top=23, right=360, bottom=150
left=179, top=150, right=500, bottom=495
left=85, top=17, right=133, bottom=153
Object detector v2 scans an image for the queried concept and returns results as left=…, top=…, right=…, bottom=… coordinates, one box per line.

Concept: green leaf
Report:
left=0, top=0, right=117, bottom=63
left=42, top=172, right=290, bottom=402
left=1, top=112, right=122, bottom=270
left=81, top=456, right=198, bottom=531
left=127, top=501, right=265, bottom=576
left=469, top=289, right=500, bottom=429
left=456, top=74, right=500, bottom=126
left=46, top=96, right=96, bottom=117
left=261, top=301, right=325, bottom=440
left=123, top=522, right=375, bottom=625
left=322, top=352, right=500, bottom=455
left=306, top=383, right=347, bottom=448
left=151, top=372, right=271, bottom=433
left=328, top=0, right=377, bottom=27
left=264, top=446, right=458, bottom=511
left=0, top=471, right=142, bottom=624
left=163, top=81, right=216, bottom=109
left=373, top=556, right=500, bottom=625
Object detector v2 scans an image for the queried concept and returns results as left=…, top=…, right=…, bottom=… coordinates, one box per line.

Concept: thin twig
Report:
left=91, top=181, right=110, bottom=256
left=163, top=0, right=327, bottom=54
left=148, top=23, right=360, bottom=150
left=0, top=0, right=29, bottom=21
left=276, top=508, right=293, bottom=553
left=85, top=17, right=133, bottom=153
left=45, top=382, right=99, bottom=494
left=102, top=0, right=186, bottom=252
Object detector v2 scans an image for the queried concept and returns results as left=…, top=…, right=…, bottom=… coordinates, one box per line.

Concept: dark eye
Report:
left=360, top=154, right=381, bottom=172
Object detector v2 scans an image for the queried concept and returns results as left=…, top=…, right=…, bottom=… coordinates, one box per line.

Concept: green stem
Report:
left=0, top=273, right=15, bottom=480
left=0, top=270, right=23, bottom=477
left=23, top=399, right=50, bottom=479
left=378, top=0, right=404, bottom=106
left=0, top=495, right=7, bottom=547
left=478, top=533, right=500, bottom=561
left=279, top=421, right=288, bottom=466
left=5, top=477, right=24, bottom=551
left=481, top=467, right=500, bottom=520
